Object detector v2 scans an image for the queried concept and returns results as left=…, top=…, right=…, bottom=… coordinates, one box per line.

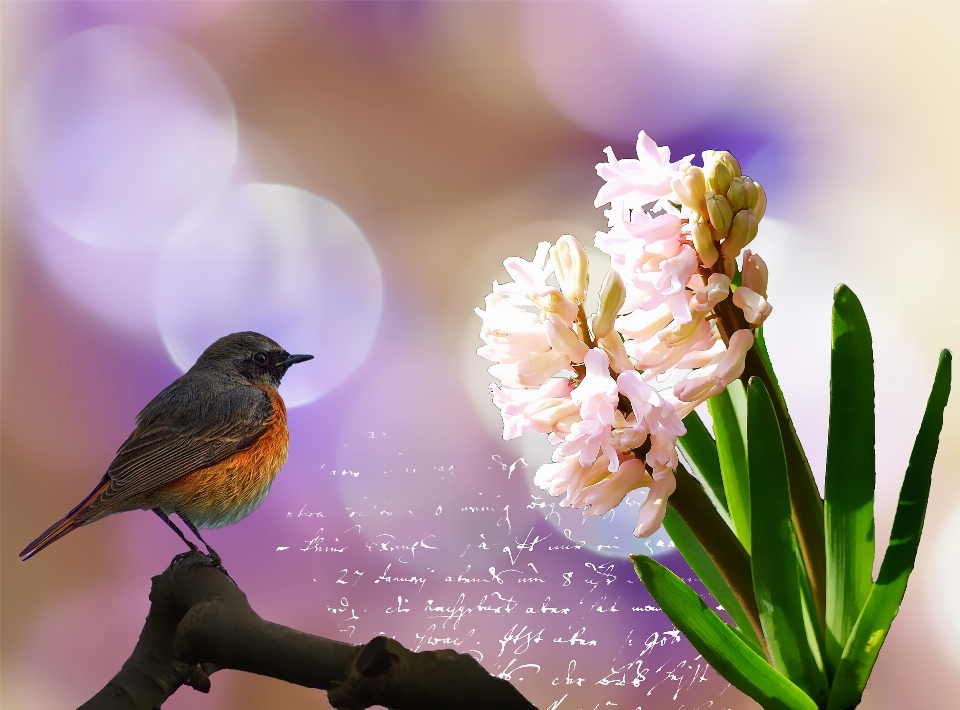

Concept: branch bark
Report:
left=79, top=553, right=536, bottom=710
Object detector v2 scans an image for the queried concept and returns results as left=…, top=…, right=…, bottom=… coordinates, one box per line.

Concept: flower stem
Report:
left=714, top=298, right=827, bottom=631
left=670, top=462, right=769, bottom=659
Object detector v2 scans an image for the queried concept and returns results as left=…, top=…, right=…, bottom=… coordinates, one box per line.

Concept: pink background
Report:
left=3, top=2, right=959, bottom=708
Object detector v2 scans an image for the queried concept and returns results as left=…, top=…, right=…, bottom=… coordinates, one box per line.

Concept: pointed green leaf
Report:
left=748, top=379, right=829, bottom=705
left=827, top=350, right=951, bottom=710
left=632, top=555, right=817, bottom=710
left=662, top=507, right=763, bottom=656
left=754, top=326, right=781, bottom=397
left=677, top=412, right=730, bottom=523
left=708, top=383, right=751, bottom=551
left=744, top=339, right=827, bottom=628
left=824, top=285, right=876, bottom=673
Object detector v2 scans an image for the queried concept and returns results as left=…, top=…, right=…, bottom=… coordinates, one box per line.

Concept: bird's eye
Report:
left=254, top=352, right=268, bottom=365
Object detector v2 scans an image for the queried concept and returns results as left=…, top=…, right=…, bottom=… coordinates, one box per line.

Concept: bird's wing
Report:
left=90, top=382, right=274, bottom=513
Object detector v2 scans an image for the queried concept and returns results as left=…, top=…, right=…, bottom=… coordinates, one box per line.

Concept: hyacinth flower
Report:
left=478, top=131, right=952, bottom=709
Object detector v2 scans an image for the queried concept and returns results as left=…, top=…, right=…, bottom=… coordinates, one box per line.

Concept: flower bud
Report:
left=717, top=151, right=741, bottom=179
left=721, top=209, right=757, bottom=259
left=753, top=182, right=766, bottom=221
left=726, top=175, right=750, bottom=211
left=657, top=312, right=707, bottom=347
left=733, top=287, right=772, bottom=325
left=689, top=219, right=718, bottom=267
left=598, top=330, right=634, bottom=373
left=703, top=151, right=734, bottom=194
left=513, top=349, right=571, bottom=387
left=550, top=235, right=589, bottom=304
left=741, top=249, right=768, bottom=298
left=670, top=165, right=706, bottom=215
left=742, top=178, right=759, bottom=210
left=705, top=191, right=733, bottom=237
left=545, top=313, right=589, bottom=363
left=591, top=270, right=626, bottom=339
left=530, top=288, right=578, bottom=324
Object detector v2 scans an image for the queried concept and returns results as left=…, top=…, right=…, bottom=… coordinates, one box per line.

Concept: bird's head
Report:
left=196, top=332, right=314, bottom=388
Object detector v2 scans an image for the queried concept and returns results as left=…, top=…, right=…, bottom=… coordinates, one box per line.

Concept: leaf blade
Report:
left=632, top=555, right=817, bottom=710
left=824, top=285, right=877, bottom=673
left=662, top=506, right=763, bottom=656
left=677, top=411, right=729, bottom=523
left=748, top=379, right=829, bottom=704
left=827, top=349, right=952, bottom=710
left=708, top=384, right=751, bottom=552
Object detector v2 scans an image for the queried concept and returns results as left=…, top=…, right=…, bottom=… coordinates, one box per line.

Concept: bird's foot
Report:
left=172, top=546, right=205, bottom=566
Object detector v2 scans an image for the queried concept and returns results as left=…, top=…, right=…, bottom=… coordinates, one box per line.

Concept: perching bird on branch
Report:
left=20, top=332, right=313, bottom=566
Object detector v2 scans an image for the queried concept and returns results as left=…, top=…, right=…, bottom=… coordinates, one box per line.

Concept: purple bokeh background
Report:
left=3, top=2, right=959, bottom=709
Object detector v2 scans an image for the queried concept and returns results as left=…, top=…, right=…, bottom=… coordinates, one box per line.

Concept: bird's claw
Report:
left=172, top=548, right=204, bottom=566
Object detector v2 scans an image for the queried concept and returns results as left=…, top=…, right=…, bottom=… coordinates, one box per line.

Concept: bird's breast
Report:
left=163, top=388, right=289, bottom=529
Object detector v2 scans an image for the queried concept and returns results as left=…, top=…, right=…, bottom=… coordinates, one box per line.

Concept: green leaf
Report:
left=827, top=350, right=952, bottom=710
left=677, top=412, right=729, bottom=523
left=662, top=507, right=763, bottom=657
left=708, top=383, right=751, bottom=551
left=754, top=326, right=781, bottom=397
left=824, top=285, right=876, bottom=673
left=744, top=338, right=827, bottom=628
left=632, top=555, right=817, bottom=710
left=748, top=379, right=829, bottom=705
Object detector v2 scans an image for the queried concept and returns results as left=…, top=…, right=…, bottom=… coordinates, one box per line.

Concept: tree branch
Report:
left=79, top=553, right=536, bottom=710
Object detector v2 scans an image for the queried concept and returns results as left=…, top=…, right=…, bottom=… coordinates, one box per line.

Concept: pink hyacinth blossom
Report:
left=615, top=303, right=673, bottom=342
left=489, top=348, right=571, bottom=388
left=554, top=418, right=619, bottom=473
left=626, top=317, right=717, bottom=376
left=689, top=273, right=731, bottom=313
left=612, top=416, right=648, bottom=451
left=594, top=132, right=691, bottom=208
left=616, top=371, right=686, bottom=439
left=545, top=313, right=589, bottom=363
left=476, top=293, right=549, bottom=364
left=662, top=391, right=699, bottom=420
left=656, top=311, right=709, bottom=347
left=570, top=349, right=619, bottom=426
left=646, top=430, right=680, bottom=475
left=530, top=288, right=579, bottom=325
left=527, top=397, right=580, bottom=436
left=598, top=330, right=634, bottom=374
left=489, top=377, right=574, bottom=440
left=534, top=454, right=611, bottom=506
left=741, top=250, right=768, bottom=298
left=733, top=287, right=773, bottom=325
left=653, top=245, right=700, bottom=321
left=634, top=470, right=677, bottom=538
left=674, top=329, right=755, bottom=404
left=494, top=241, right=553, bottom=300
left=568, top=458, right=651, bottom=515
left=676, top=339, right=725, bottom=370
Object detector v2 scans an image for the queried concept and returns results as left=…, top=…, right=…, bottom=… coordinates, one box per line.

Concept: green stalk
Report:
left=669, top=463, right=767, bottom=657
left=716, top=297, right=827, bottom=630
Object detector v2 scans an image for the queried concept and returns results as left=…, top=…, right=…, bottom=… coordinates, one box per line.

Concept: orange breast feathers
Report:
left=163, top=388, right=290, bottom=529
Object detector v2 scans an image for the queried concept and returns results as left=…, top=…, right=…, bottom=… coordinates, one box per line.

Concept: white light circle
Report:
left=155, top=184, right=383, bottom=407
left=12, top=25, right=237, bottom=250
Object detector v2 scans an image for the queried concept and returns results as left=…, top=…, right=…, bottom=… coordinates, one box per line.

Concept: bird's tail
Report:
left=19, top=476, right=111, bottom=560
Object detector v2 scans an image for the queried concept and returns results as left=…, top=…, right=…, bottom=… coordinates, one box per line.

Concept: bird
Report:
left=20, top=331, right=313, bottom=566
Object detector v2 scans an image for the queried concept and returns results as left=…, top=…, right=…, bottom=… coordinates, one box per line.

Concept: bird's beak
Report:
left=284, top=354, right=314, bottom=366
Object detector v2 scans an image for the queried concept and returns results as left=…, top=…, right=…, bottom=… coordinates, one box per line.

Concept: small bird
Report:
left=20, top=332, right=313, bottom=565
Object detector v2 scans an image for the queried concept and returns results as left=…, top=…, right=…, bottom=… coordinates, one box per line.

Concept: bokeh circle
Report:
left=12, top=25, right=237, bottom=250
left=155, top=183, right=383, bottom=407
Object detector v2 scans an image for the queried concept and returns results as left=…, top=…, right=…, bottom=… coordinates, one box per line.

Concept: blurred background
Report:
left=2, top=2, right=958, bottom=708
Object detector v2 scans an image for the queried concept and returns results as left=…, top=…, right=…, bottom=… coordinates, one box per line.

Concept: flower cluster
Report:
left=478, top=132, right=771, bottom=538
